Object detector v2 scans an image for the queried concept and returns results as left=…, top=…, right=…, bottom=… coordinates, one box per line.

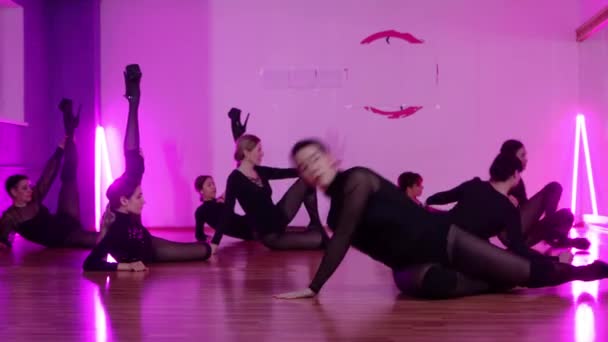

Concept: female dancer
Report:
left=193, top=175, right=254, bottom=242
left=83, top=64, right=211, bottom=271
left=0, top=99, right=98, bottom=249
left=426, top=153, right=545, bottom=257
left=500, top=139, right=588, bottom=249
left=211, top=133, right=328, bottom=252
left=274, top=139, right=608, bottom=299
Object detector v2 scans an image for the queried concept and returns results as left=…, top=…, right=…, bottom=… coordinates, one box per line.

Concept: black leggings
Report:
left=55, top=139, right=99, bottom=248
left=261, top=179, right=327, bottom=250
left=393, top=225, right=608, bottom=299
left=515, top=182, right=573, bottom=246
left=149, top=236, right=211, bottom=262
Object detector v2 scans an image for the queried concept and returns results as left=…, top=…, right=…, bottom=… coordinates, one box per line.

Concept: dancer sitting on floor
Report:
left=274, top=139, right=608, bottom=300
left=83, top=64, right=211, bottom=271
left=211, top=131, right=328, bottom=253
left=397, top=172, right=424, bottom=206
left=194, top=175, right=254, bottom=242
left=193, top=107, right=255, bottom=243
left=0, top=99, right=99, bottom=250
left=500, top=139, right=588, bottom=249
left=425, top=153, right=557, bottom=258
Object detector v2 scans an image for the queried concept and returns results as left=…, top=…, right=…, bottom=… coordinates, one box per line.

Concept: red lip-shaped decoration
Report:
left=361, top=30, right=426, bottom=119
left=364, top=106, right=423, bottom=119
left=360, top=30, right=424, bottom=45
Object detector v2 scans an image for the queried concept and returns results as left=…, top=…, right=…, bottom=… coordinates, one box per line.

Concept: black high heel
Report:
left=228, top=107, right=250, bottom=141
left=124, top=64, right=142, bottom=100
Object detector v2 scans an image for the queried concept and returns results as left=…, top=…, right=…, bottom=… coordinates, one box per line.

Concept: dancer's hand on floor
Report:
left=273, top=288, right=316, bottom=299
left=210, top=243, right=218, bottom=255
left=118, top=261, right=148, bottom=272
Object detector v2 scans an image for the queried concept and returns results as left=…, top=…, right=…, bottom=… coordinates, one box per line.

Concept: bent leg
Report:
left=446, top=225, right=608, bottom=288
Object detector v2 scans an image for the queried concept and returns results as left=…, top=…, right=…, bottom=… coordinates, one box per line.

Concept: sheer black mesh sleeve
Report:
left=426, top=179, right=472, bottom=206
left=309, top=169, right=379, bottom=293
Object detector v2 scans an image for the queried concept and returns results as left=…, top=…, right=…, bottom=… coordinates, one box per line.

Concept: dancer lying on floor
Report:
left=211, top=132, right=328, bottom=253
left=500, top=139, right=588, bottom=249
left=193, top=175, right=254, bottom=242
left=0, top=99, right=98, bottom=250
left=274, top=139, right=608, bottom=300
left=83, top=64, right=211, bottom=271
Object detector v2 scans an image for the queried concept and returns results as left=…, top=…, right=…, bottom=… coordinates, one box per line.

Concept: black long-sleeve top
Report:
left=308, top=167, right=452, bottom=293
left=426, top=177, right=532, bottom=257
left=82, top=150, right=151, bottom=271
left=211, top=166, right=298, bottom=245
left=0, top=147, right=65, bottom=247
left=194, top=199, right=250, bottom=241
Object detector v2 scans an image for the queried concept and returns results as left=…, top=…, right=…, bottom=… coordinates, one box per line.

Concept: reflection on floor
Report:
left=0, top=224, right=606, bottom=341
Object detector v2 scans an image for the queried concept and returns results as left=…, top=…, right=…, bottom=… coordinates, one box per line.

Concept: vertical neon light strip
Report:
left=571, top=114, right=599, bottom=218
left=571, top=115, right=582, bottom=215
left=579, top=115, right=599, bottom=216
left=95, top=126, right=115, bottom=231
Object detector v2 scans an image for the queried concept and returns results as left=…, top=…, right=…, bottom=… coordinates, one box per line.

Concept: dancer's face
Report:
left=516, top=147, right=528, bottom=170
left=244, top=143, right=264, bottom=165
left=293, top=144, right=337, bottom=189
left=10, top=179, right=33, bottom=204
left=407, top=180, right=424, bottom=198
left=201, top=177, right=217, bottom=200
left=121, top=185, right=146, bottom=215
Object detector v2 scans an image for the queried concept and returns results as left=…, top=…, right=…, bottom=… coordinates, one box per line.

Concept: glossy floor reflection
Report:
left=0, top=226, right=607, bottom=341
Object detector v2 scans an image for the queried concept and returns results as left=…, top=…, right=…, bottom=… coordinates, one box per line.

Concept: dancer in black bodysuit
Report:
left=211, top=133, right=328, bottom=252
left=274, top=139, right=608, bottom=300
left=426, top=153, right=544, bottom=258
left=500, top=139, right=588, bottom=249
left=194, top=175, right=254, bottom=242
left=83, top=64, right=211, bottom=271
left=0, top=99, right=98, bottom=249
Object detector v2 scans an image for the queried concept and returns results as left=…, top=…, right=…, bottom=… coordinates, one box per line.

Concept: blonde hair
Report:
left=98, top=203, right=115, bottom=242
left=234, top=134, right=261, bottom=162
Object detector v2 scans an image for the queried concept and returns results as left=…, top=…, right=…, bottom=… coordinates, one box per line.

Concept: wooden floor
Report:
left=1, top=226, right=607, bottom=342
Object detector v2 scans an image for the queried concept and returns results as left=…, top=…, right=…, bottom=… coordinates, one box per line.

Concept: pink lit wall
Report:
left=100, top=0, right=580, bottom=228
left=576, top=2, right=608, bottom=218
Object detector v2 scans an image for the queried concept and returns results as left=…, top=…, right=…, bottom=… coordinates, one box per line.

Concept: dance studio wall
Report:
left=576, top=1, right=608, bottom=218
left=0, top=0, right=99, bottom=228
left=100, top=0, right=581, bottom=228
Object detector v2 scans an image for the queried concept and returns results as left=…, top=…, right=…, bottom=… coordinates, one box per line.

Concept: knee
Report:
left=555, top=209, right=575, bottom=227
left=544, top=182, right=563, bottom=197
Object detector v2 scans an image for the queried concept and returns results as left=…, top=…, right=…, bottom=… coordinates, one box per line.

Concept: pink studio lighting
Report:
left=94, top=126, right=115, bottom=231
left=570, top=114, right=608, bottom=229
